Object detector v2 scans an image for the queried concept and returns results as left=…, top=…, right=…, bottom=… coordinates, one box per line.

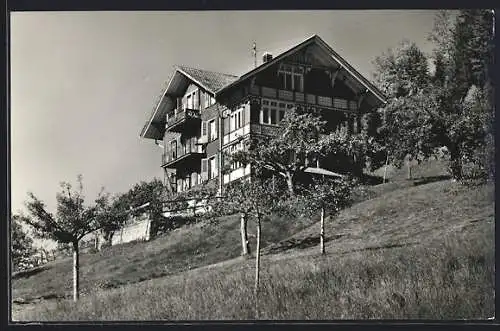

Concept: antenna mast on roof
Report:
left=252, top=41, right=257, bottom=68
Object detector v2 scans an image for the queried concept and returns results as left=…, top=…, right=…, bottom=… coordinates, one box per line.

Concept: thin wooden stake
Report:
left=254, top=219, right=261, bottom=318
left=72, top=243, right=80, bottom=302
left=320, top=207, right=325, bottom=255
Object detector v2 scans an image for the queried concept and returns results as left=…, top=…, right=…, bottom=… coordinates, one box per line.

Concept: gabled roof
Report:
left=140, top=66, right=237, bottom=139
left=175, top=65, right=238, bottom=94
left=216, top=34, right=386, bottom=105
left=141, top=34, right=387, bottom=140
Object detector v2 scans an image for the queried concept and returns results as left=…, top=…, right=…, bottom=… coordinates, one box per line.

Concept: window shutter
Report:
left=207, top=120, right=212, bottom=141
left=201, top=159, right=208, bottom=181
left=243, top=106, right=249, bottom=125
left=224, top=116, right=230, bottom=135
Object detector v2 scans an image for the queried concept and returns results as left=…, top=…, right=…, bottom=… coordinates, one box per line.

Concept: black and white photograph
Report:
left=9, top=9, right=495, bottom=321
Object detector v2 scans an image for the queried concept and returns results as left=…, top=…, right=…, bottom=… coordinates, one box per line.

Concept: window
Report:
left=262, top=108, right=270, bottom=124
left=202, top=121, right=207, bottom=137
left=209, top=119, right=217, bottom=141
left=186, top=93, right=193, bottom=109
left=270, top=109, right=277, bottom=125
left=260, top=98, right=294, bottom=125
left=171, top=140, right=177, bottom=159
left=204, top=92, right=210, bottom=109
left=183, top=176, right=191, bottom=191
left=279, top=110, right=285, bottom=122
left=208, top=156, right=217, bottom=179
left=293, top=75, right=303, bottom=92
left=204, top=94, right=215, bottom=109
left=278, top=64, right=304, bottom=92
left=229, top=142, right=243, bottom=170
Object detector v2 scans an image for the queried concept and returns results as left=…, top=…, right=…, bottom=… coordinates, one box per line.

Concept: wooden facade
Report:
left=141, top=35, right=386, bottom=194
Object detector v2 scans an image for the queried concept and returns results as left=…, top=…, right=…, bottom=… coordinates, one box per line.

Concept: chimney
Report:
left=262, top=52, right=273, bottom=63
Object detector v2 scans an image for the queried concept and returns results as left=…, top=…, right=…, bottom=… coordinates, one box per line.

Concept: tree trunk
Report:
left=254, top=218, right=261, bottom=316
left=449, top=145, right=463, bottom=180
left=320, top=207, right=325, bottom=255
left=406, top=159, right=412, bottom=180
left=240, top=213, right=250, bottom=256
left=72, top=241, right=80, bottom=302
left=383, top=153, right=389, bottom=184
left=285, top=172, right=295, bottom=196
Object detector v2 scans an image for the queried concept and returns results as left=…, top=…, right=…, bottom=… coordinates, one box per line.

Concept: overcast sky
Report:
left=11, top=10, right=442, bottom=225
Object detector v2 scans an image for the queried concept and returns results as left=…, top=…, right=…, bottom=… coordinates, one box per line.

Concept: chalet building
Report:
left=140, top=35, right=386, bottom=194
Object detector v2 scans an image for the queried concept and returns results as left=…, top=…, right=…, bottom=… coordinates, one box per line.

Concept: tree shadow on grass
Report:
left=264, top=234, right=345, bottom=255
left=12, top=265, right=49, bottom=280
left=360, top=174, right=385, bottom=185
left=339, top=242, right=418, bottom=256
left=413, top=175, right=452, bottom=186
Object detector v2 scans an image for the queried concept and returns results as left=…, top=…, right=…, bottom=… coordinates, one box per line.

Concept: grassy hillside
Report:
left=12, top=160, right=494, bottom=320
left=12, top=211, right=317, bottom=303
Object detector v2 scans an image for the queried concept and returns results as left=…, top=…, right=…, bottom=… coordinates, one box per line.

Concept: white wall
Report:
left=111, top=214, right=152, bottom=246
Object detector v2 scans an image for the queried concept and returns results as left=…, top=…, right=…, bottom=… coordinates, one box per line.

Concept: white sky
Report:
left=10, top=10, right=443, bottom=247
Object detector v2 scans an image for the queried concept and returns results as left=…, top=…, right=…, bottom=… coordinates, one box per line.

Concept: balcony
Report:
left=165, top=108, right=201, bottom=133
left=250, top=123, right=281, bottom=137
left=248, top=86, right=358, bottom=112
left=161, top=137, right=206, bottom=169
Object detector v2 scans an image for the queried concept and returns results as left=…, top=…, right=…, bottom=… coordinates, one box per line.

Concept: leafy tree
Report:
left=123, top=178, right=165, bottom=222
left=377, top=92, right=439, bottom=179
left=94, top=193, right=129, bottom=245
left=233, top=109, right=375, bottom=195
left=10, top=215, right=36, bottom=272
left=373, top=41, right=434, bottom=179
left=19, top=175, right=108, bottom=301
left=209, top=178, right=283, bottom=315
left=428, top=9, right=494, bottom=180
left=373, top=40, right=430, bottom=99
left=373, top=10, right=494, bottom=181
left=296, top=177, right=352, bottom=255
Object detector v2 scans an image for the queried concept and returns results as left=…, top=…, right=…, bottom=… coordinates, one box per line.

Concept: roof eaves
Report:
left=314, top=37, right=387, bottom=104
left=140, top=68, right=177, bottom=139
left=216, top=34, right=387, bottom=105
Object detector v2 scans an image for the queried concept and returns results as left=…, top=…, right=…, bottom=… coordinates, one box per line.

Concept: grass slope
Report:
left=12, top=211, right=316, bottom=303
left=12, top=160, right=494, bottom=320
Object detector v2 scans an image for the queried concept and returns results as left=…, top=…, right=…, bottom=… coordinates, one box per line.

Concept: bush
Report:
left=151, top=216, right=199, bottom=237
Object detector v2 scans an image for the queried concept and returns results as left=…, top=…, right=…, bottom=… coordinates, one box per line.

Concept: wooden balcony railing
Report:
left=162, top=137, right=205, bottom=167
left=250, top=123, right=282, bottom=136
left=248, top=86, right=358, bottom=112
left=165, top=108, right=201, bottom=132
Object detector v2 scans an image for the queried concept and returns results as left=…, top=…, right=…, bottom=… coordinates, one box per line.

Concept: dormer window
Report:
left=204, top=92, right=216, bottom=109
left=278, top=64, right=304, bottom=92
left=183, top=88, right=198, bottom=110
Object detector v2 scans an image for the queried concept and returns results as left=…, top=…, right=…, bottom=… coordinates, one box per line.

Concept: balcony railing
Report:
left=248, top=86, right=358, bottom=112
left=250, top=124, right=282, bottom=137
left=162, top=137, right=205, bottom=168
left=165, top=108, right=201, bottom=132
